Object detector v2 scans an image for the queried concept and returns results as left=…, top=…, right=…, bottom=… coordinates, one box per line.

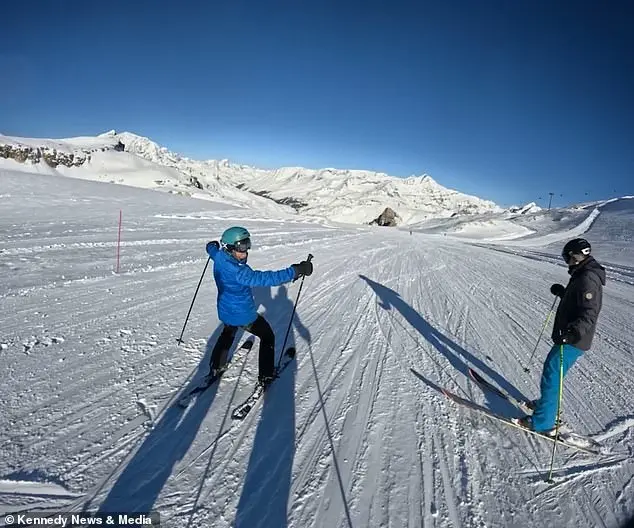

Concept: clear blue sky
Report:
left=1, top=1, right=632, bottom=206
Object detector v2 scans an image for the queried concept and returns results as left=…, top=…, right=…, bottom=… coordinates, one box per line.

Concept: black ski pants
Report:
left=210, top=315, right=275, bottom=378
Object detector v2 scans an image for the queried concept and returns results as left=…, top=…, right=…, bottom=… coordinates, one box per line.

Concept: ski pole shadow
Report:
left=97, top=326, right=231, bottom=514
left=234, top=285, right=305, bottom=527
left=359, top=274, right=529, bottom=414
left=410, top=367, right=449, bottom=395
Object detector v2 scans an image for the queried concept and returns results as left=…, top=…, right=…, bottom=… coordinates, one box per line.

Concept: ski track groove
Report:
left=2, top=192, right=633, bottom=528
left=182, top=276, right=379, bottom=524
left=287, top=293, right=379, bottom=526
left=370, top=256, right=475, bottom=527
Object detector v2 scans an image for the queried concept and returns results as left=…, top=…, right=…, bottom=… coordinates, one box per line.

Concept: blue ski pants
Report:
left=531, top=344, right=583, bottom=432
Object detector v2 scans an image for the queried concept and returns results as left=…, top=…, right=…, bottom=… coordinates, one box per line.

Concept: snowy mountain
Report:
left=2, top=130, right=503, bottom=225
left=0, top=133, right=295, bottom=217
left=108, top=130, right=503, bottom=224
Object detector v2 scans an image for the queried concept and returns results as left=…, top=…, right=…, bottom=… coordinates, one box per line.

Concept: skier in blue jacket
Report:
left=205, top=226, right=313, bottom=387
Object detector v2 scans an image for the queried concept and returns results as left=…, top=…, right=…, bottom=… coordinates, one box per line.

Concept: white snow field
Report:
left=1, top=167, right=633, bottom=528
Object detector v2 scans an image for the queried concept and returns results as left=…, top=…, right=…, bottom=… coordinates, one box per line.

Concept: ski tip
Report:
left=241, top=340, right=255, bottom=349
left=468, top=367, right=481, bottom=381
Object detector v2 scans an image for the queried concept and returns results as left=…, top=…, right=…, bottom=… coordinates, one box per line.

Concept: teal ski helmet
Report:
left=221, top=226, right=251, bottom=252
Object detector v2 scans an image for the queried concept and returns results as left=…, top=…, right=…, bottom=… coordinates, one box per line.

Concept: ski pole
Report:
left=177, top=257, right=211, bottom=345
left=546, top=344, right=565, bottom=483
left=277, top=253, right=313, bottom=367
left=523, top=296, right=558, bottom=373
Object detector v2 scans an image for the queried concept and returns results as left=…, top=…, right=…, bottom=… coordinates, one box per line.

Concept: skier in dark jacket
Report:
left=206, top=226, right=313, bottom=387
left=522, top=238, right=606, bottom=433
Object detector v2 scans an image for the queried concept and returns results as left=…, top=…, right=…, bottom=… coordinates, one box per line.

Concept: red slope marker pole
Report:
left=116, top=209, right=122, bottom=274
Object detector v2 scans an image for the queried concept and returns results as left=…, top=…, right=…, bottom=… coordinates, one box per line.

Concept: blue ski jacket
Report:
left=207, top=243, right=296, bottom=326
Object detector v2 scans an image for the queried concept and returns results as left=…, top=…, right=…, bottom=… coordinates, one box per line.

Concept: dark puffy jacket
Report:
left=552, top=256, right=606, bottom=351
left=207, top=244, right=295, bottom=326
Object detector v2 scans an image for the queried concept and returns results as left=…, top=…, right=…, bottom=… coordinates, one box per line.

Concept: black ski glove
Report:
left=550, top=283, right=565, bottom=298
left=207, top=241, right=220, bottom=252
left=561, top=327, right=580, bottom=344
left=292, top=260, right=313, bottom=280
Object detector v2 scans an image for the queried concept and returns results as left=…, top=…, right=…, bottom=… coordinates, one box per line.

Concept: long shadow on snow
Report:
left=97, top=325, right=240, bottom=513
left=359, top=274, right=529, bottom=414
left=234, top=285, right=307, bottom=527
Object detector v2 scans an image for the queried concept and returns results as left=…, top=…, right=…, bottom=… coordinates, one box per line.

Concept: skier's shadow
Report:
left=233, top=285, right=308, bottom=528
left=359, top=275, right=529, bottom=412
left=97, top=326, right=230, bottom=513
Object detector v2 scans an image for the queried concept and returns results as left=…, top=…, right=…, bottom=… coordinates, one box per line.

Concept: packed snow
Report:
left=1, top=163, right=632, bottom=527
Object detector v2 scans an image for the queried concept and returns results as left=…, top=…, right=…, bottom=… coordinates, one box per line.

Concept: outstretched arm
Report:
left=236, top=264, right=295, bottom=287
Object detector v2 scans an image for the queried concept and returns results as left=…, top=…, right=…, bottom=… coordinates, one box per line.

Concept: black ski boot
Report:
left=258, top=373, right=276, bottom=390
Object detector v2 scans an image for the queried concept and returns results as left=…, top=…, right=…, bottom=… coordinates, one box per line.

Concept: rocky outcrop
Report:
left=189, top=176, right=203, bottom=190
left=0, top=144, right=40, bottom=163
left=370, top=207, right=400, bottom=226
left=42, top=150, right=86, bottom=168
left=0, top=142, right=126, bottom=169
left=508, top=202, right=542, bottom=215
left=240, top=186, right=309, bottom=211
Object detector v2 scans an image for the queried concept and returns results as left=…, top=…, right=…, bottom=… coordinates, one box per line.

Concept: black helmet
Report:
left=561, top=238, right=591, bottom=263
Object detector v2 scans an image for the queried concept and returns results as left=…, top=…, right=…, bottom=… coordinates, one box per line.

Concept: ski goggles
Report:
left=229, top=238, right=251, bottom=252
left=562, top=247, right=590, bottom=263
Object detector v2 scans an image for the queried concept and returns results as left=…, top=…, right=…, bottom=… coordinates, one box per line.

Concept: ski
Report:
left=175, top=346, right=297, bottom=479
left=441, top=386, right=607, bottom=456
left=468, top=367, right=534, bottom=415
left=231, top=347, right=296, bottom=420
left=178, top=339, right=254, bottom=407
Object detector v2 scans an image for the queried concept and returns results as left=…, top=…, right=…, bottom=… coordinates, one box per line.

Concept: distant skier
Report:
left=519, top=238, right=606, bottom=434
left=205, top=226, right=313, bottom=387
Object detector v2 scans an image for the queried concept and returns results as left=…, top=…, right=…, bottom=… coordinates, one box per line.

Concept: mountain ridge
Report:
left=3, top=130, right=503, bottom=224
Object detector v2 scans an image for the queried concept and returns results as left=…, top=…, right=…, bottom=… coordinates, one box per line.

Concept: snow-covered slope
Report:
left=1, top=165, right=633, bottom=527
left=478, top=198, right=634, bottom=282
left=425, top=196, right=634, bottom=269
left=410, top=200, right=614, bottom=244
left=580, top=197, right=634, bottom=268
